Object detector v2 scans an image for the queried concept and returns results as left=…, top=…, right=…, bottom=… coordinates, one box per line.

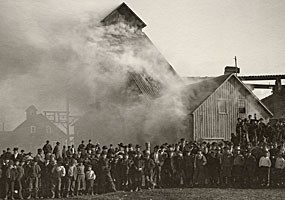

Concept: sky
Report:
left=0, top=0, right=285, bottom=129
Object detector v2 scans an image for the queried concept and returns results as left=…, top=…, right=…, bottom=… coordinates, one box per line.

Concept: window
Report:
left=46, top=126, right=51, bottom=134
left=218, top=100, right=227, bottom=114
left=30, top=126, right=36, bottom=133
left=238, top=99, right=246, bottom=114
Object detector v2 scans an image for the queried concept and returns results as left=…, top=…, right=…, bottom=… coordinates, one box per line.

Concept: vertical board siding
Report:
left=192, top=76, right=270, bottom=141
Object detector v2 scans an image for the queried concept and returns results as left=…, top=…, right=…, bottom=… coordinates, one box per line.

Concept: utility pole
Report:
left=234, top=56, right=238, bottom=68
left=66, top=97, right=70, bottom=144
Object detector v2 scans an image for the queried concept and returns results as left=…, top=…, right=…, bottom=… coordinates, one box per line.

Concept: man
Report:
left=53, top=142, right=61, bottom=160
left=118, top=153, right=133, bottom=191
left=244, top=149, right=257, bottom=188
left=232, top=147, right=244, bottom=188
left=183, top=149, right=195, bottom=187
left=151, top=146, right=163, bottom=188
left=43, top=140, right=52, bottom=157
left=41, top=159, right=53, bottom=198
left=34, top=149, right=45, bottom=164
left=26, top=159, right=41, bottom=199
left=15, top=160, right=24, bottom=199
left=77, top=141, right=85, bottom=153
left=221, top=147, right=233, bottom=187
left=132, top=151, right=144, bottom=191
left=65, top=159, right=77, bottom=197
left=4, top=160, right=17, bottom=200
left=11, top=148, right=21, bottom=163
left=193, top=149, right=207, bottom=187
left=98, top=152, right=116, bottom=194
left=143, top=151, right=155, bottom=189
left=51, top=159, right=66, bottom=198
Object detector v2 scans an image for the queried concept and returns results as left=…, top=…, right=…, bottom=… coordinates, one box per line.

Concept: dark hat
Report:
left=135, top=144, right=141, bottom=148
left=128, top=143, right=133, bottom=148
left=56, top=142, right=60, bottom=145
left=102, top=146, right=108, bottom=150
left=13, top=147, right=18, bottom=151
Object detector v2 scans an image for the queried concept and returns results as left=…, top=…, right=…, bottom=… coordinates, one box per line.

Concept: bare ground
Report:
left=59, top=188, right=285, bottom=200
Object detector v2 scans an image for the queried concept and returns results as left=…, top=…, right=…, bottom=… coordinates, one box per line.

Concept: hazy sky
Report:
left=0, top=0, right=285, bottom=128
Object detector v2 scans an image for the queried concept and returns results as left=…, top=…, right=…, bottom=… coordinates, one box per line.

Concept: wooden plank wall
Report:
left=192, top=76, right=271, bottom=141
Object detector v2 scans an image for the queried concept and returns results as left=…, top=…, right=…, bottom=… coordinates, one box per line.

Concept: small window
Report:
left=46, top=126, right=51, bottom=134
left=31, top=126, right=36, bottom=133
left=238, top=100, right=246, bottom=114
left=218, top=100, right=227, bottom=114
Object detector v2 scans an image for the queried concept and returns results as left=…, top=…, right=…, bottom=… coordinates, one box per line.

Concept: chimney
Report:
left=224, top=66, right=240, bottom=75
left=25, top=105, right=38, bottom=120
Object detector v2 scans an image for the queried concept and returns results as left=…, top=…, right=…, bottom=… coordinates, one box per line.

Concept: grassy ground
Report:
left=65, top=188, right=285, bottom=200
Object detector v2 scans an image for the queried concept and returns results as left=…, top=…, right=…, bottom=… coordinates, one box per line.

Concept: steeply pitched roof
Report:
left=184, top=74, right=231, bottom=113
left=25, top=105, right=37, bottom=112
left=183, top=74, right=273, bottom=116
left=262, top=92, right=285, bottom=118
left=101, top=2, right=146, bottom=29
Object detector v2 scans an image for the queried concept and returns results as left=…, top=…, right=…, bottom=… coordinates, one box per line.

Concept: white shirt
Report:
left=259, top=156, right=271, bottom=167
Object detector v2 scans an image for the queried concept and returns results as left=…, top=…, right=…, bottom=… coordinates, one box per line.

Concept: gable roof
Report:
left=184, top=74, right=231, bottom=113
left=25, top=105, right=37, bottom=112
left=13, top=113, right=66, bottom=138
left=101, top=2, right=146, bottom=29
left=184, top=73, right=273, bottom=116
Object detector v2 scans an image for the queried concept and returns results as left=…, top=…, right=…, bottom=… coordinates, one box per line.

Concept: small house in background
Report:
left=4, top=105, right=67, bottom=153
left=183, top=74, right=273, bottom=142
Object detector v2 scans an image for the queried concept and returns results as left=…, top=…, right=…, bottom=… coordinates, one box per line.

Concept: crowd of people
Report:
left=0, top=116, right=285, bottom=199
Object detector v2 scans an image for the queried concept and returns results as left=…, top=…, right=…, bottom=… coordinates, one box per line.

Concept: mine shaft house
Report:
left=183, top=73, right=273, bottom=142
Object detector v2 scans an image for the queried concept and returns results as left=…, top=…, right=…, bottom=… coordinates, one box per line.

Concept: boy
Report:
left=259, top=151, right=271, bottom=187
left=85, top=165, right=96, bottom=195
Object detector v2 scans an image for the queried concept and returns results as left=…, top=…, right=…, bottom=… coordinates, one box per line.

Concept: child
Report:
left=85, top=165, right=96, bottom=195
left=259, top=151, right=271, bottom=187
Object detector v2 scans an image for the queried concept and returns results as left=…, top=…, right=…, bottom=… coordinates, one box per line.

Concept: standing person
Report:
left=232, top=147, right=245, bottom=188
left=15, top=160, right=24, bottom=199
left=26, top=159, right=41, bottom=199
left=259, top=151, right=271, bottom=187
left=62, top=146, right=67, bottom=159
left=161, top=149, right=175, bottom=188
left=143, top=151, right=155, bottom=189
left=151, top=146, right=163, bottom=188
left=51, top=159, right=66, bottom=198
left=98, top=152, right=116, bottom=194
left=273, top=152, right=285, bottom=187
left=220, top=147, right=233, bottom=187
left=132, top=151, right=144, bottom=191
left=77, top=141, right=85, bottom=153
left=53, top=142, right=61, bottom=160
left=206, top=150, right=219, bottom=187
left=75, top=162, right=85, bottom=196
left=183, top=149, right=195, bottom=187
left=244, top=149, right=257, bottom=188
left=43, top=141, right=53, bottom=157
left=65, top=159, right=77, bottom=197
left=41, top=159, right=53, bottom=198
left=174, top=151, right=185, bottom=187
left=85, top=165, right=96, bottom=195
left=193, top=149, right=207, bottom=187
left=118, top=153, right=132, bottom=191
left=4, top=160, right=17, bottom=200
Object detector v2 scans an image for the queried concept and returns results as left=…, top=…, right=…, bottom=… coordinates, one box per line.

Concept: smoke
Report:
left=0, top=1, right=187, bottom=145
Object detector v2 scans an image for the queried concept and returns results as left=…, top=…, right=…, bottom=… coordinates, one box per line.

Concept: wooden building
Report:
left=6, top=105, right=67, bottom=152
left=183, top=74, right=273, bottom=141
left=73, top=3, right=179, bottom=145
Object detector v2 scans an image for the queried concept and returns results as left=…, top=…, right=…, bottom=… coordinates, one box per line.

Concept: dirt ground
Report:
left=62, top=188, right=285, bottom=200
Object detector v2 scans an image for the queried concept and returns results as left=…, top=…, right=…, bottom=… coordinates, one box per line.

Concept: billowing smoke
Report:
left=0, top=1, right=187, bottom=146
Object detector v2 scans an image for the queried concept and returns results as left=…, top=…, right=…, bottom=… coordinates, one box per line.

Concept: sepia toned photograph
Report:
left=0, top=1, right=285, bottom=199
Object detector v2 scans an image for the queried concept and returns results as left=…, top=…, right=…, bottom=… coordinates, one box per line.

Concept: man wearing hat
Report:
left=220, top=147, right=233, bottom=187
left=151, top=145, right=163, bottom=188
left=98, top=152, right=116, bottom=194
left=43, top=140, right=52, bottom=157
left=12, top=148, right=21, bottom=163
left=144, top=150, right=155, bottom=189
left=132, top=151, right=144, bottom=191
left=26, top=158, right=41, bottom=199
left=232, top=147, right=244, bottom=188
left=244, top=149, right=257, bottom=188
left=53, top=142, right=61, bottom=160
left=3, top=160, right=17, bottom=200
